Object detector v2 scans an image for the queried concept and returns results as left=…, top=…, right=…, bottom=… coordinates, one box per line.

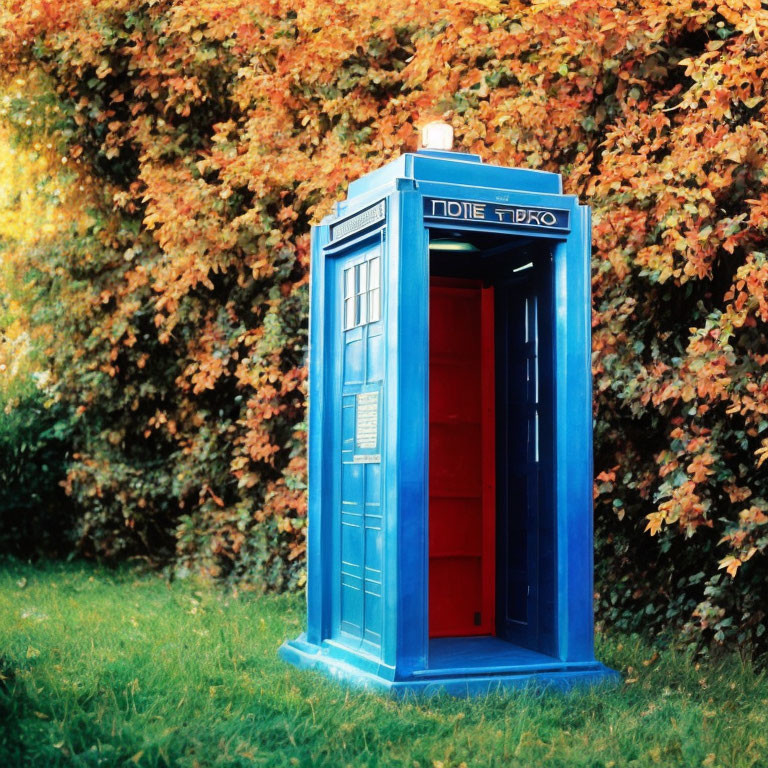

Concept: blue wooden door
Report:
left=495, top=252, right=555, bottom=653
left=330, top=241, right=386, bottom=657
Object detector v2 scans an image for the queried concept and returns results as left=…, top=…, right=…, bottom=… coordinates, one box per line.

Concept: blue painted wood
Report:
left=330, top=241, right=386, bottom=655
left=280, top=636, right=619, bottom=696
left=555, top=204, right=596, bottom=662
left=495, top=264, right=544, bottom=650
left=280, top=148, right=618, bottom=696
left=427, top=636, right=554, bottom=671
left=305, top=220, right=330, bottom=648
left=344, top=153, right=562, bottom=202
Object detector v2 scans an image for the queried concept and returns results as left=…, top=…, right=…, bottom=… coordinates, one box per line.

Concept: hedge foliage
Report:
left=0, top=120, right=78, bottom=558
left=1, top=0, right=768, bottom=652
left=0, top=391, right=75, bottom=558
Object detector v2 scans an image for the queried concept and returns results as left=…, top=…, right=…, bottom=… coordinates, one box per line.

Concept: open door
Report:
left=495, top=257, right=556, bottom=656
left=428, top=277, right=495, bottom=637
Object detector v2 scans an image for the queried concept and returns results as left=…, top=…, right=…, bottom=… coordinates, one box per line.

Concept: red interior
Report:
left=429, top=277, right=496, bottom=637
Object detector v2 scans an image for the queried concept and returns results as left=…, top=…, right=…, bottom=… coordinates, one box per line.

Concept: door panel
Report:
left=332, top=243, right=385, bottom=655
left=495, top=257, right=554, bottom=653
left=429, top=278, right=495, bottom=637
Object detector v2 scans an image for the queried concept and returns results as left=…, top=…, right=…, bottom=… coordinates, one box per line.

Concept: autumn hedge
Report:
left=0, top=0, right=767, bottom=653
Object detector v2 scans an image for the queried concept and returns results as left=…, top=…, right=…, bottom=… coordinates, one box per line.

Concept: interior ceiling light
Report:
left=428, top=238, right=480, bottom=252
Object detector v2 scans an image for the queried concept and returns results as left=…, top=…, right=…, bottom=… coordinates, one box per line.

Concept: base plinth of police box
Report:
left=279, top=634, right=620, bottom=698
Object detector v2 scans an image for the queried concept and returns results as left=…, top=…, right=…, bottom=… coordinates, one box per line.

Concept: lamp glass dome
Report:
left=421, top=121, right=454, bottom=151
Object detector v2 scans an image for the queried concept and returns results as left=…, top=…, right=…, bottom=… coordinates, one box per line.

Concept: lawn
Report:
left=0, top=559, right=766, bottom=768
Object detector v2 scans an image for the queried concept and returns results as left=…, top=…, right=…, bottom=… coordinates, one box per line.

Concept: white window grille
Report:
left=343, top=254, right=380, bottom=330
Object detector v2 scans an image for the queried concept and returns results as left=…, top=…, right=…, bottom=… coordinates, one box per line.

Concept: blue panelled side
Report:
left=279, top=148, right=619, bottom=696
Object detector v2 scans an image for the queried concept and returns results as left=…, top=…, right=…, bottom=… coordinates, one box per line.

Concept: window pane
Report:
left=357, top=261, right=367, bottom=295
left=345, top=297, right=354, bottom=329
left=344, top=268, right=353, bottom=299
left=369, top=257, right=380, bottom=289
left=369, top=288, right=380, bottom=322
left=359, top=292, right=367, bottom=325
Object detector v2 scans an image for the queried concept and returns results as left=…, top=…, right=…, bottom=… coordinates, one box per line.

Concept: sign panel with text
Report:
left=423, top=196, right=570, bottom=232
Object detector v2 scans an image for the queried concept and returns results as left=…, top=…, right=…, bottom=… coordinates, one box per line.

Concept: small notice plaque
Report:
left=353, top=389, right=380, bottom=464
left=352, top=454, right=381, bottom=464
left=355, top=391, right=379, bottom=450
left=423, top=196, right=570, bottom=231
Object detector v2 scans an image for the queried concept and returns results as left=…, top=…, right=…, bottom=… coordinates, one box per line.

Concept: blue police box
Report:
left=279, top=143, right=619, bottom=695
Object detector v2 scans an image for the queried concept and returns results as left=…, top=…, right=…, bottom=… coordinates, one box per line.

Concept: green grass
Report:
left=0, top=560, right=766, bottom=768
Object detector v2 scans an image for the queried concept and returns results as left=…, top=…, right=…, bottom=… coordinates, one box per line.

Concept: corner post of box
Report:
left=306, top=220, right=331, bottom=647
left=391, top=178, right=430, bottom=677
left=554, top=202, right=595, bottom=662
